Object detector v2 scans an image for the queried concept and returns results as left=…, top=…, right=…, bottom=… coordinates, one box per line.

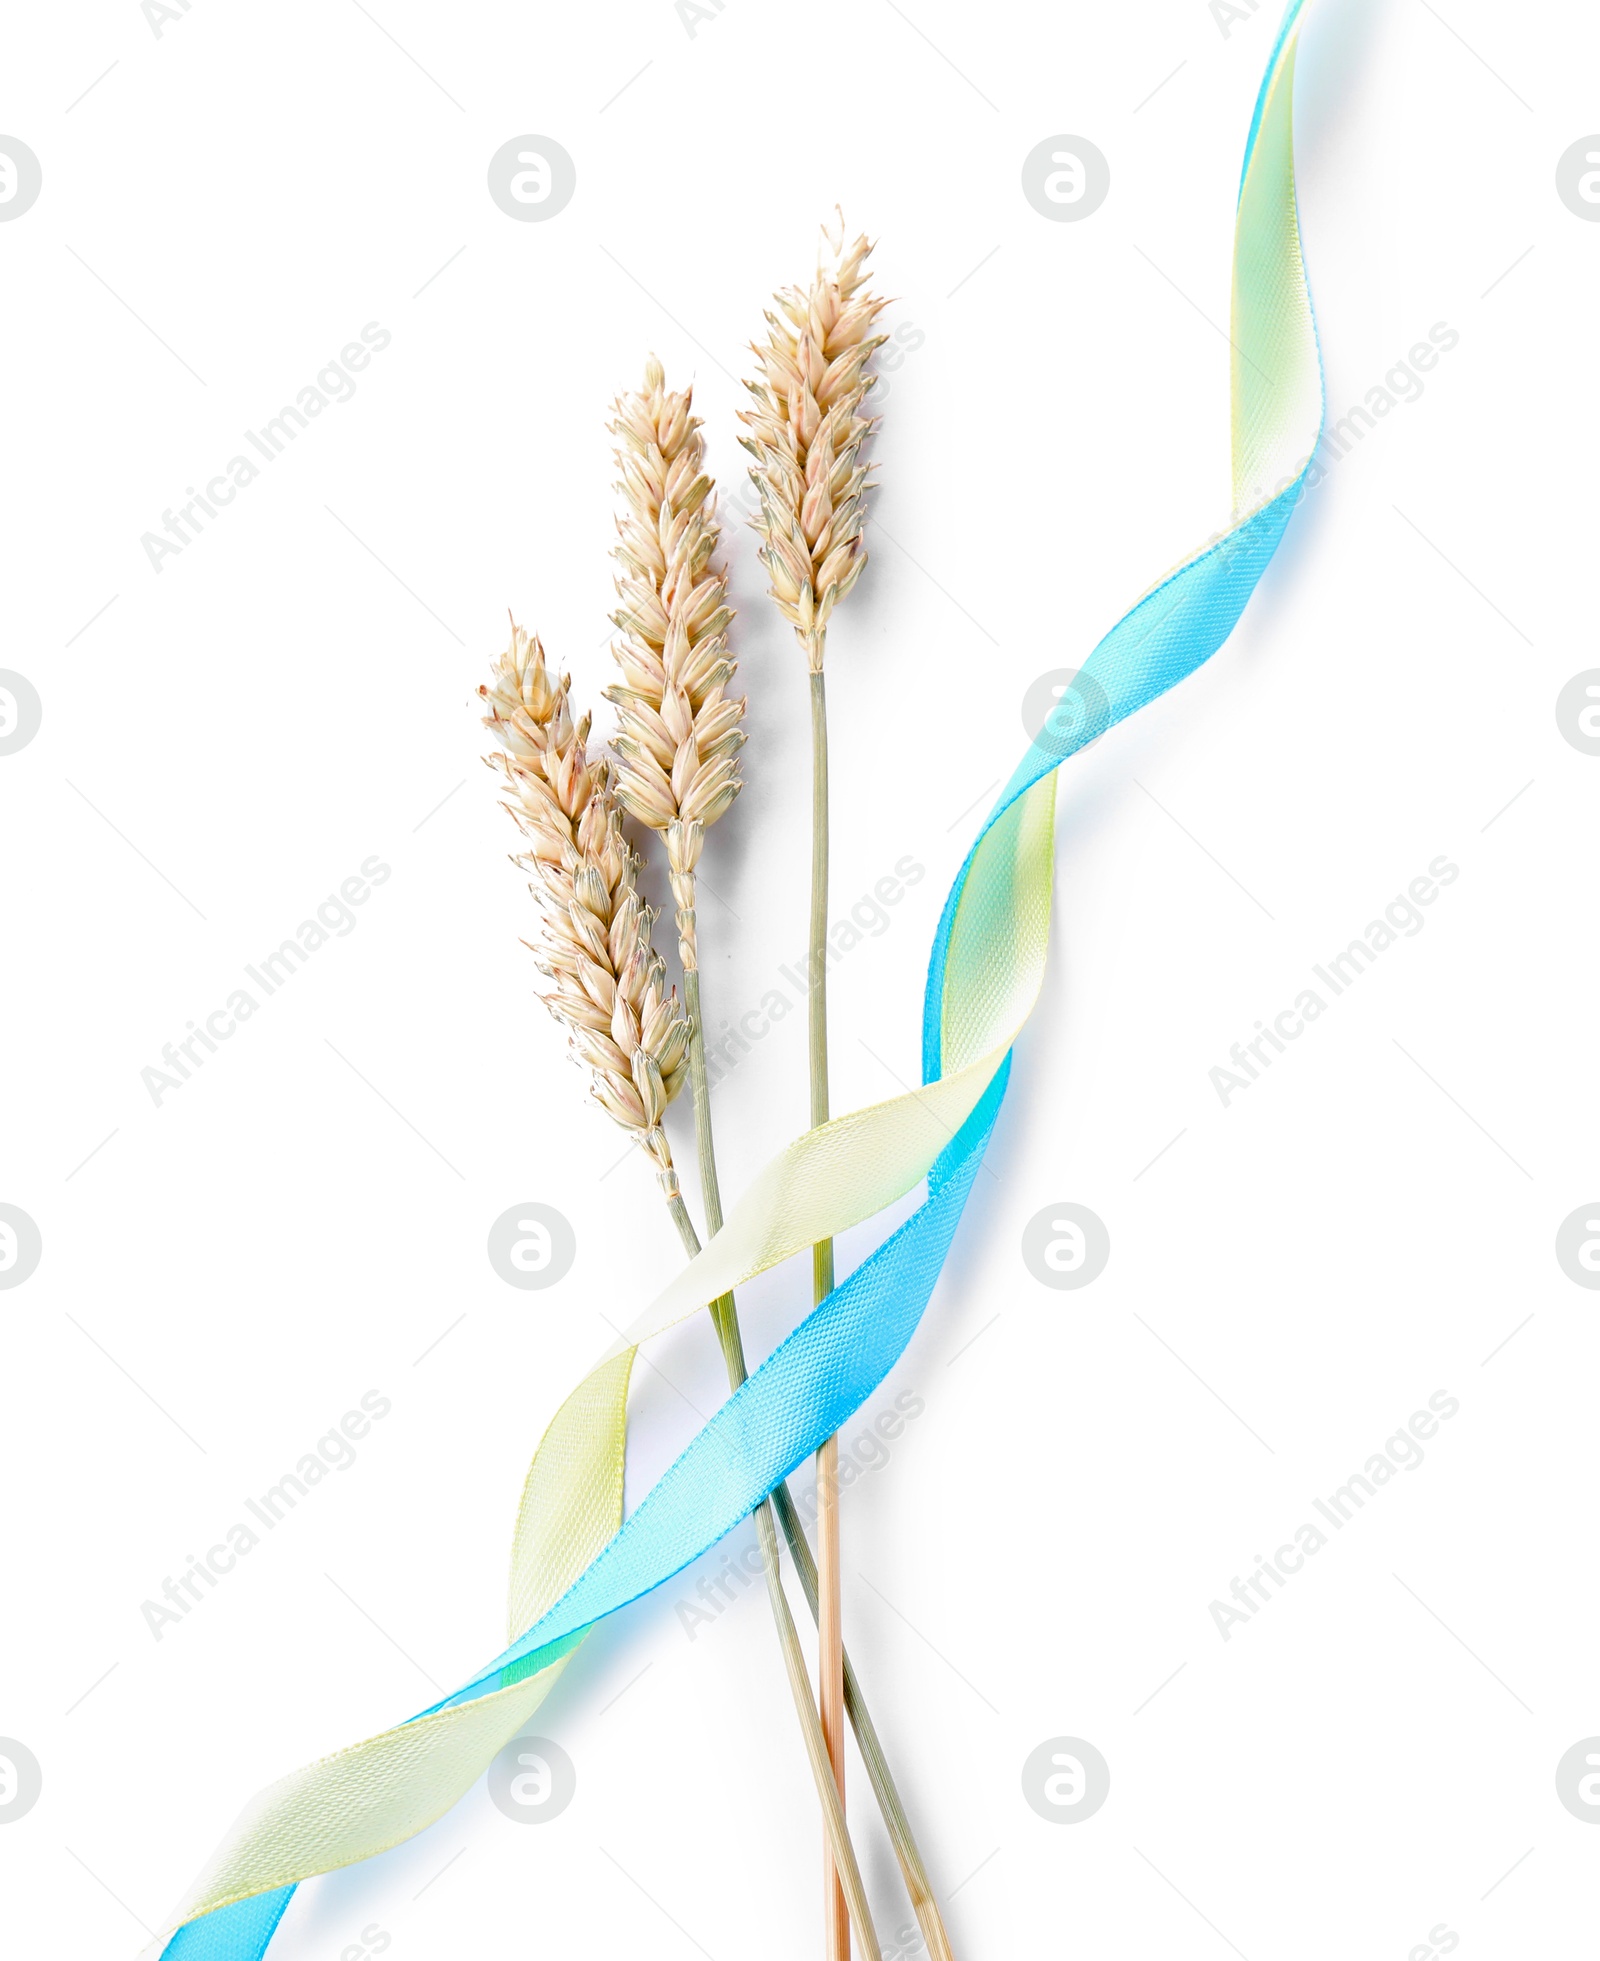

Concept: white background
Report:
left=2, top=0, right=1594, bottom=1956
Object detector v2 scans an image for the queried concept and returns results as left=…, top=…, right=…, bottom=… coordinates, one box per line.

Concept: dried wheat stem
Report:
left=485, top=630, right=877, bottom=1944
left=481, top=621, right=691, bottom=1198
left=811, top=669, right=848, bottom=1961
left=748, top=223, right=888, bottom=1961
left=607, top=359, right=884, bottom=1956
left=664, top=1192, right=883, bottom=1961
left=605, top=357, right=745, bottom=975
left=768, top=1482, right=956, bottom=1961
left=746, top=222, right=937, bottom=1961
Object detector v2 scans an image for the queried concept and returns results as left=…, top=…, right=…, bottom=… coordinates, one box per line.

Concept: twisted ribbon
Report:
left=151, top=6, right=1323, bottom=1952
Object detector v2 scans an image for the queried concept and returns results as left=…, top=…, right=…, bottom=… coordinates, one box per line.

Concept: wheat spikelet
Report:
left=482, top=622, right=692, bottom=1195
left=604, top=357, right=745, bottom=973
left=741, top=219, right=888, bottom=672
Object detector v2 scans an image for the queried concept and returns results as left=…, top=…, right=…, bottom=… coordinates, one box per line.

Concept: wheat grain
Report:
left=740, top=219, right=888, bottom=672
left=605, top=356, right=745, bottom=973
left=482, top=621, right=692, bottom=1195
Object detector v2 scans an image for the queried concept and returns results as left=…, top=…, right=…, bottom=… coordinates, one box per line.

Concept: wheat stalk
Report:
left=605, top=356, right=745, bottom=975
left=602, top=362, right=887, bottom=1959
left=486, top=610, right=884, bottom=1958
left=743, top=222, right=953, bottom=1961
left=740, top=219, right=888, bottom=673
left=481, top=621, right=692, bottom=1199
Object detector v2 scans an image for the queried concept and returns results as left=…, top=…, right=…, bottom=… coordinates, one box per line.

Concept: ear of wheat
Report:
left=482, top=622, right=692, bottom=1198
left=605, top=356, right=745, bottom=974
left=740, top=222, right=888, bottom=672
